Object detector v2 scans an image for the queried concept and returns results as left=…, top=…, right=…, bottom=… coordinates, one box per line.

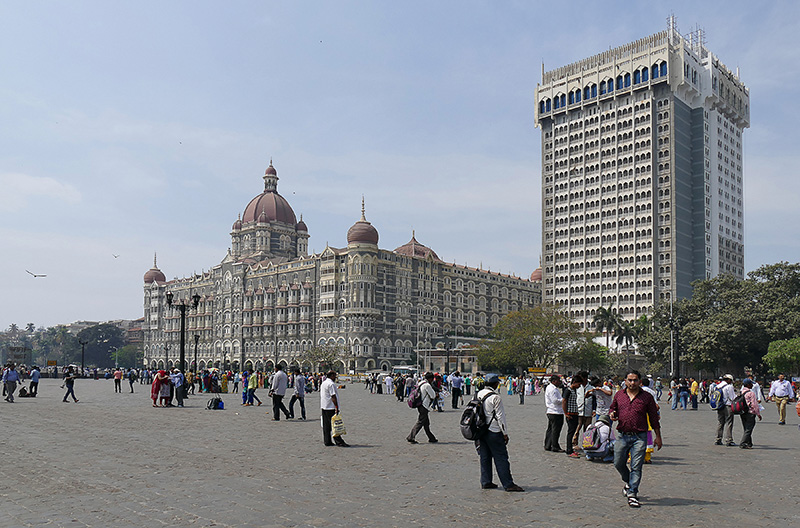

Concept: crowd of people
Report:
left=3, top=358, right=797, bottom=507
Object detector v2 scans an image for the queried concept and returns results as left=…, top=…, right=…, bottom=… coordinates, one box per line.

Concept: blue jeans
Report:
left=289, top=394, right=305, bottom=419
left=477, top=431, right=515, bottom=489
left=63, top=385, right=77, bottom=402
left=613, top=431, right=647, bottom=496
left=247, top=388, right=260, bottom=405
left=679, top=392, right=688, bottom=409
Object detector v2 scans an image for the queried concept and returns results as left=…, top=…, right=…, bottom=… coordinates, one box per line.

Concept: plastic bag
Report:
left=331, top=413, right=346, bottom=437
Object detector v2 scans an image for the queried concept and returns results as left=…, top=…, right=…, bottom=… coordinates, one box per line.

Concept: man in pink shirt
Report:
left=609, top=369, right=662, bottom=508
left=738, top=379, right=761, bottom=449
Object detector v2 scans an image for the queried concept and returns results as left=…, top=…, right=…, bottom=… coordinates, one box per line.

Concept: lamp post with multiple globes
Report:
left=166, top=291, right=200, bottom=373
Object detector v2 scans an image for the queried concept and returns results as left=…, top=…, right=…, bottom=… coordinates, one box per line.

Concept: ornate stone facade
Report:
left=143, top=163, right=540, bottom=373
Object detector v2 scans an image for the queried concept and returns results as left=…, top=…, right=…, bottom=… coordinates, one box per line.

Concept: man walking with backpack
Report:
left=715, top=374, right=737, bottom=446
left=406, top=372, right=438, bottom=444
left=474, top=373, right=524, bottom=492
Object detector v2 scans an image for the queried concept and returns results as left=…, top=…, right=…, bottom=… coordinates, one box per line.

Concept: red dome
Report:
left=530, top=267, right=542, bottom=281
left=144, top=254, right=166, bottom=284
left=265, top=163, right=277, bottom=176
left=232, top=217, right=242, bottom=231
left=243, top=191, right=297, bottom=225
left=296, top=217, right=308, bottom=232
left=143, top=268, right=166, bottom=284
left=394, top=233, right=440, bottom=261
left=347, top=220, right=378, bottom=245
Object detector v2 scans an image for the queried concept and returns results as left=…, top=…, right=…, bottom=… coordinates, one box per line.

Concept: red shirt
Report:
left=609, top=388, right=660, bottom=433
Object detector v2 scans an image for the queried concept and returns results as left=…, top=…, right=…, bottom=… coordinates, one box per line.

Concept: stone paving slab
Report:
left=1, top=378, right=798, bottom=526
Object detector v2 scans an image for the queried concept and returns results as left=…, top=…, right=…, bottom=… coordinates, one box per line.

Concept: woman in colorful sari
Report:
left=151, top=370, right=169, bottom=407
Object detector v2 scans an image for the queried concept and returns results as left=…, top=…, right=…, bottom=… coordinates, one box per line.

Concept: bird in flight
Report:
left=113, top=254, right=120, bottom=258
left=26, top=270, right=46, bottom=278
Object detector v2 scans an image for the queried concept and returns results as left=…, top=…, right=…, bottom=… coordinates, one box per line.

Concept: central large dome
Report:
left=241, top=161, right=297, bottom=225
left=242, top=192, right=297, bottom=225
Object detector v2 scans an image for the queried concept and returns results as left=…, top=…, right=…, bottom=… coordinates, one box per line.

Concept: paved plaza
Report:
left=1, top=378, right=798, bottom=527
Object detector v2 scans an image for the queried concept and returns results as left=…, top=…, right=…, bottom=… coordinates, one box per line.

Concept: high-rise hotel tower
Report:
left=535, top=20, right=749, bottom=329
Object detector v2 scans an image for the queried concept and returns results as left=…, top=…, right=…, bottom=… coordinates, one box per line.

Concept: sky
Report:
left=2, top=1, right=799, bottom=329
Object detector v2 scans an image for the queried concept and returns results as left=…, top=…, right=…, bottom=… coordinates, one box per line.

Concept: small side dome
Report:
left=530, top=267, right=543, bottom=282
left=296, top=215, right=308, bottom=233
left=232, top=216, right=243, bottom=231
left=144, top=253, right=166, bottom=284
left=257, top=210, right=269, bottom=224
left=347, top=199, right=378, bottom=245
left=265, top=161, right=277, bottom=176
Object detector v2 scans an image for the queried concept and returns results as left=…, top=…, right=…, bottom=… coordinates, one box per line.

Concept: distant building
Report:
left=142, top=162, right=541, bottom=373
left=535, top=18, right=748, bottom=329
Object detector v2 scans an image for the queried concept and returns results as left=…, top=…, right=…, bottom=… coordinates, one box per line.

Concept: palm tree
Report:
left=26, top=323, right=35, bottom=333
left=592, top=306, right=618, bottom=349
left=614, top=319, right=638, bottom=368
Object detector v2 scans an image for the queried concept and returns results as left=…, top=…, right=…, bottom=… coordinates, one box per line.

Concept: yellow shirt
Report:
left=690, top=381, right=699, bottom=395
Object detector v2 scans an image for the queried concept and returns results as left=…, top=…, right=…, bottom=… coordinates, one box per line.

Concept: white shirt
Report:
left=718, top=381, right=736, bottom=405
left=320, top=378, right=339, bottom=410
left=594, top=385, right=613, bottom=416
left=270, top=370, right=288, bottom=395
left=418, top=381, right=437, bottom=410
left=768, top=379, right=795, bottom=399
left=544, top=383, right=563, bottom=414
left=752, top=381, right=764, bottom=403
left=477, top=387, right=508, bottom=434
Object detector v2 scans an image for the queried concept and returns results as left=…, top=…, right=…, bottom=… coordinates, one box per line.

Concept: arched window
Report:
left=554, top=97, right=560, bottom=109
left=652, top=64, right=659, bottom=79
left=660, top=62, right=667, bottom=77
left=642, top=68, right=649, bottom=82
left=634, top=70, right=641, bottom=84
left=546, top=98, right=551, bottom=111
left=540, top=100, right=545, bottom=113
left=584, top=86, right=590, bottom=100
left=617, top=76, right=623, bottom=90
left=560, top=94, right=566, bottom=107
left=600, top=80, right=606, bottom=95
left=591, top=84, right=597, bottom=98
left=569, top=92, right=575, bottom=105
left=624, top=73, right=631, bottom=87
left=575, top=89, right=581, bottom=102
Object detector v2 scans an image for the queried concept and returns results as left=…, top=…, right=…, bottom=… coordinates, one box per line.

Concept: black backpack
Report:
left=207, top=397, right=223, bottom=410
left=459, top=392, right=496, bottom=440
left=730, top=393, right=749, bottom=415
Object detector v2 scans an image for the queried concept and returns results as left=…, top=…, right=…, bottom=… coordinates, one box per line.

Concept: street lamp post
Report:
left=193, top=334, right=200, bottom=376
left=79, top=339, right=88, bottom=376
left=166, top=291, right=200, bottom=373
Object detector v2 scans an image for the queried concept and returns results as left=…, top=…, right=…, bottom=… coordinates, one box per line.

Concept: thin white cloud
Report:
left=0, top=173, right=81, bottom=212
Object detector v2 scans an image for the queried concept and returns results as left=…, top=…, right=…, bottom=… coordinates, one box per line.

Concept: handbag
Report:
left=331, top=413, right=346, bottom=437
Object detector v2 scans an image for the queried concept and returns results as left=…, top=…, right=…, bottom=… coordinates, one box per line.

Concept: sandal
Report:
left=627, top=496, right=640, bottom=508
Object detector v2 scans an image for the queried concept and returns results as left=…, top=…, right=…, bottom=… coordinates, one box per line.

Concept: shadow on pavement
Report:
left=644, top=496, right=720, bottom=507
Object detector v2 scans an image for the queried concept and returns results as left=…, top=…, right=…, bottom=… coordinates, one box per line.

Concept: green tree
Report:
left=76, top=324, right=126, bottom=368
left=299, top=343, right=348, bottom=373
left=592, top=305, right=618, bottom=349
left=477, top=305, right=583, bottom=373
left=763, top=337, right=800, bottom=375
left=558, top=338, right=609, bottom=374
left=613, top=319, right=638, bottom=368
left=112, top=344, right=142, bottom=369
